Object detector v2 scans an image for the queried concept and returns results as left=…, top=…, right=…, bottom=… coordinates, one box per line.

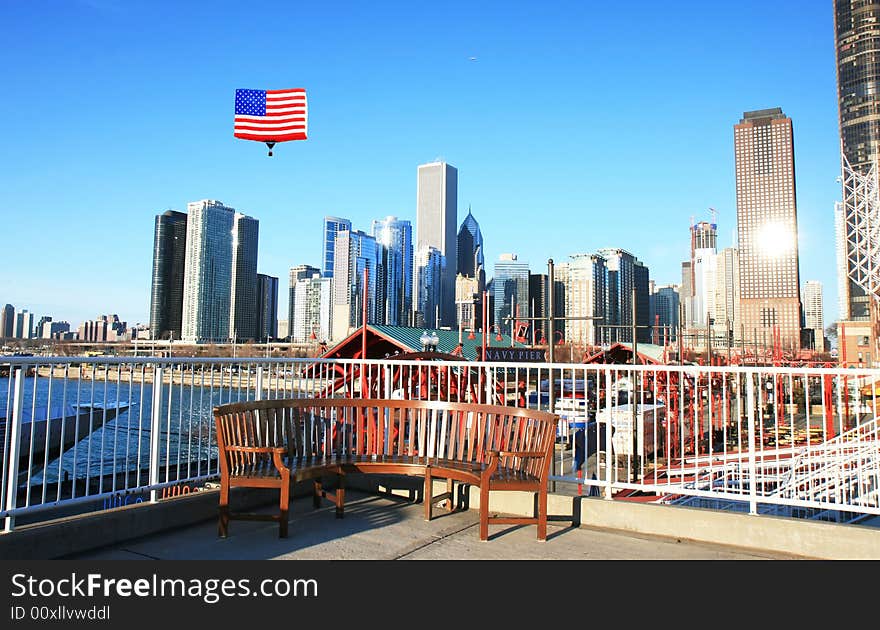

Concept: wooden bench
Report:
left=213, top=398, right=559, bottom=541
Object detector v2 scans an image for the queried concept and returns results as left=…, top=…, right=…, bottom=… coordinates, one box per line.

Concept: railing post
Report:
left=149, top=366, right=164, bottom=503
left=3, top=369, right=25, bottom=533
left=256, top=366, right=264, bottom=402
left=603, top=367, right=613, bottom=499
left=746, top=370, right=758, bottom=515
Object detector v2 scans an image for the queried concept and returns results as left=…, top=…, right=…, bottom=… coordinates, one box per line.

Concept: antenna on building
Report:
left=709, top=207, right=718, bottom=225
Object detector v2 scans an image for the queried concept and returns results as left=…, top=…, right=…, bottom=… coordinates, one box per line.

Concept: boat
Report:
left=0, top=402, right=130, bottom=474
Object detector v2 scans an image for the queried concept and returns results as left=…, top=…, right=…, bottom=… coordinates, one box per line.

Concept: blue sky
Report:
left=1, top=1, right=842, bottom=328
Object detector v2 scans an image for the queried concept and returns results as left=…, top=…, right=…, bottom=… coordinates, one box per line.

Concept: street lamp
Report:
left=420, top=330, right=439, bottom=352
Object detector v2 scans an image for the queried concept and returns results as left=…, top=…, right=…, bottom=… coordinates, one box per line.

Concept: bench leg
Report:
left=479, top=486, right=489, bottom=541
left=313, top=479, right=322, bottom=509
left=424, top=467, right=433, bottom=521
left=218, top=479, right=230, bottom=538
left=335, top=474, right=345, bottom=519
left=445, top=478, right=454, bottom=512
left=280, top=480, right=290, bottom=539
left=537, top=487, right=547, bottom=541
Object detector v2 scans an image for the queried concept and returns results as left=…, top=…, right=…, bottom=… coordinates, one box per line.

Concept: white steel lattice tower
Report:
left=842, top=154, right=880, bottom=303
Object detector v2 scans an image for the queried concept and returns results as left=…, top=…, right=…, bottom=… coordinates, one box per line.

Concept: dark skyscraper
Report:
left=456, top=207, right=484, bottom=280
left=149, top=210, right=187, bottom=340
left=256, top=273, right=278, bottom=341
left=230, top=213, right=259, bottom=342
left=835, top=1, right=880, bottom=322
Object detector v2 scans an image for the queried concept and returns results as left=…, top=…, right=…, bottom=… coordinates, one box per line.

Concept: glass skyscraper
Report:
left=256, top=273, right=278, bottom=341
left=372, top=215, right=413, bottom=327
left=230, top=213, right=259, bottom=341
left=493, top=253, right=530, bottom=336
left=181, top=200, right=235, bottom=343
left=149, top=210, right=187, bottom=341
left=323, top=216, right=351, bottom=279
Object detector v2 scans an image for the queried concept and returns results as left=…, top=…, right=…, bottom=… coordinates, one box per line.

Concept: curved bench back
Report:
left=214, top=398, right=559, bottom=478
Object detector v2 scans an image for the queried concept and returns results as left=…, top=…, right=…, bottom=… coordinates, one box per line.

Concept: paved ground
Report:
left=64, top=490, right=800, bottom=561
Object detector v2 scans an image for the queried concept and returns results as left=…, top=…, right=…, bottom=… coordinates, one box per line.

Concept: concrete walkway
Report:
left=63, top=490, right=800, bottom=561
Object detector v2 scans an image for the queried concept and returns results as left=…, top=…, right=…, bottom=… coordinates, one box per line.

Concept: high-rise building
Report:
left=689, top=221, right=718, bottom=328
left=416, top=161, right=457, bottom=326
left=455, top=275, right=482, bottom=333
left=456, top=207, right=484, bottom=280
left=181, top=200, right=236, bottom=343
left=149, top=210, right=187, bottom=341
left=529, top=273, right=549, bottom=341
left=734, top=108, right=802, bottom=352
left=714, top=247, right=741, bottom=341
left=14, top=309, right=33, bottom=339
left=493, top=254, right=530, bottom=337
left=564, top=254, right=607, bottom=347
left=802, top=280, right=825, bottom=353
left=634, top=260, right=651, bottom=344
left=834, top=2, right=880, bottom=360
left=595, top=248, right=648, bottom=344
left=1, top=304, right=14, bottom=338
left=288, top=264, right=320, bottom=338
left=229, top=213, right=259, bottom=342
left=650, top=285, right=680, bottom=343
left=256, top=273, right=278, bottom=341
left=292, top=273, right=332, bottom=342
left=414, top=246, right=444, bottom=329
left=372, top=215, right=413, bottom=326
left=322, top=217, right=351, bottom=279
left=332, top=229, right=381, bottom=340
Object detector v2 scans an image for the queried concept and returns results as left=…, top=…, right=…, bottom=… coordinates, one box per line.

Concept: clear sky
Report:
left=1, top=0, right=843, bottom=329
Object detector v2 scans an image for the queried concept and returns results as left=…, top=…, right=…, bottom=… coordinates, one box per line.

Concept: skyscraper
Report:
left=332, top=229, right=381, bottom=340
left=372, top=215, right=413, bottom=326
left=734, top=108, right=802, bottom=352
left=802, top=280, right=825, bottom=353
left=230, top=212, right=259, bottom=341
left=416, top=161, right=457, bottom=326
left=14, top=310, right=33, bottom=339
left=493, top=254, right=530, bottom=337
left=834, top=1, right=880, bottom=343
left=181, top=200, right=235, bottom=343
left=414, top=246, right=444, bottom=329
left=288, top=264, right=320, bottom=339
left=650, top=285, right=680, bottom=342
left=595, top=248, right=648, bottom=344
left=292, top=273, right=332, bottom=342
left=256, top=273, right=278, bottom=341
left=149, top=210, right=187, bottom=341
left=322, top=216, right=351, bottom=279
left=455, top=208, right=485, bottom=329
left=564, top=254, right=607, bottom=347
left=1, top=304, right=14, bottom=338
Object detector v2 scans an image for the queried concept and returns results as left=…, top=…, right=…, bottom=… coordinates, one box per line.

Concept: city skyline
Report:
left=2, top=2, right=841, bottom=329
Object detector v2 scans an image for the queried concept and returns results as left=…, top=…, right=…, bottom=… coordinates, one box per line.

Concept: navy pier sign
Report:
left=483, top=347, right=547, bottom=362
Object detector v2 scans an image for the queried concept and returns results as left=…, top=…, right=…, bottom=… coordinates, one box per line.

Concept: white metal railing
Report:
left=2, top=355, right=880, bottom=532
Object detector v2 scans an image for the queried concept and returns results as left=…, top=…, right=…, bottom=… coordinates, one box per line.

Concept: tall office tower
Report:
left=529, top=273, right=549, bottom=341
left=416, top=161, right=457, bottom=326
left=596, top=248, right=644, bottom=344
left=714, top=247, right=741, bottom=341
left=332, top=229, right=381, bottom=340
left=322, top=216, right=351, bottom=278
left=1, top=304, right=14, bottom=338
left=650, top=285, right=680, bottom=342
left=802, top=280, right=826, bottom=353
left=35, top=316, right=52, bottom=339
left=181, top=200, right=236, bottom=343
left=734, top=108, right=802, bottom=352
left=456, top=207, right=485, bottom=280
left=564, top=254, right=607, bottom=347
left=455, top=275, right=482, bottom=333
left=256, top=274, right=278, bottom=341
left=288, top=264, right=320, bottom=339
left=14, top=310, right=33, bottom=339
left=688, top=221, right=718, bottom=328
left=492, top=253, right=530, bottom=337
left=834, top=1, right=880, bottom=358
left=414, top=246, right=444, bottom=329
left=680, top=261, right=693, bottom=325
left=229, top=213, right=259, bottom=342
left=372, top=216, right=413, bottom=326
left=292, top=273, right=332, bottom=342
left=149, top=210, right=187, bottom=341
left=634, top=260, right=651, bottom=343
left=551, top=262, right=568, bottom=340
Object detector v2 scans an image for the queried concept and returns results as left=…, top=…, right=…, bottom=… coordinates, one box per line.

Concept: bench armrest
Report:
left=484, top=449, right=550, bottom=478
left=222, top=446, right=289, bottom=475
